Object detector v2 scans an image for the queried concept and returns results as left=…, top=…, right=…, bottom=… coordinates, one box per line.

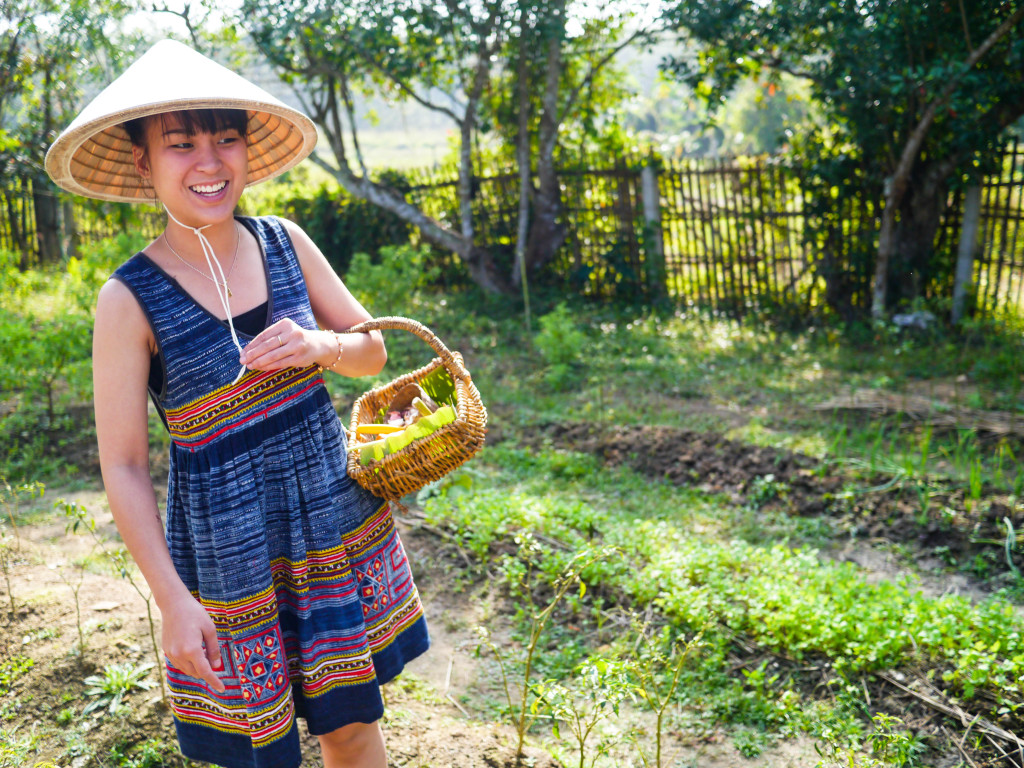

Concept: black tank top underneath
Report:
left=148, top=300, right=269, bottom=395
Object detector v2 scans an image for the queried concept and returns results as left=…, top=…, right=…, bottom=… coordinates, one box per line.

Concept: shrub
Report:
left=344, top=244, right=441, bottom=317
left=534, top=303, right=588, bottom=390
left=280, top=179, right=412, bottom=275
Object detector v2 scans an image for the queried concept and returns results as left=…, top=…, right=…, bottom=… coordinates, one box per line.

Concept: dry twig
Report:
left=879, top=670, right=1024, bottom=753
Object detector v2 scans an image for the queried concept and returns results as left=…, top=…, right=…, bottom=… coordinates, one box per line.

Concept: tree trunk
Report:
left=309, top=73, right=510, bottom=295
left=525, top=0, right=568, bottom=274
left=888, top=170, right=949, bottom=307
left=512, top=1, right=533, bottom=331
left=952, top=185, right=982, bottom=324
left=872, top=161, right=953, bottom=313
left=62, top=198, right=78, bottom=258
left=2, top=186, right=29, bottom=261
left=872, top=4, right=1024, bottom=317
left=33, top=180, right=61, bottom=264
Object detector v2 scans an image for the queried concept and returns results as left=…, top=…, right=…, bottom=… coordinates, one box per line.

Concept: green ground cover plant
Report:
left=424, top=446, right=1024, bottom=761
left=3, top=233, right=1024, bottom=765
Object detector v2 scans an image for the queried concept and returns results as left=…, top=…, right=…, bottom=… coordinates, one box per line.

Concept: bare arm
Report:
left=93, top=279, right=225, bottom=692
left=239, top=218, right=387, bottom=378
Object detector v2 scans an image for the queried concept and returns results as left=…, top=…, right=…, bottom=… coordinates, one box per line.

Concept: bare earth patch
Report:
left=0, top=492, right=826, bottom=768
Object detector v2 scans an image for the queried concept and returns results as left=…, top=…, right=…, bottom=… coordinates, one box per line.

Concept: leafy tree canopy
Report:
left=662, top=0, right=1024, bottom=315
left=664, top=0, right=1024, bottom=179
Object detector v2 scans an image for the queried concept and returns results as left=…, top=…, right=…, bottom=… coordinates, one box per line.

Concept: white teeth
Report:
left=191, top=181, right=227, bottom=194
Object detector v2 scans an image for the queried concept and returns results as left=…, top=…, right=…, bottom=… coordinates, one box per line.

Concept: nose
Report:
left=193, top=137, right=223, bottom=173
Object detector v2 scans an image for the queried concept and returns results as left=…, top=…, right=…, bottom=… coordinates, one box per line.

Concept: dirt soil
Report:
left=7, top=396, right=1021, bottom=767
left=513, top=420, right=1024, bottom=601
left=0, top=490, right=823, bottom=768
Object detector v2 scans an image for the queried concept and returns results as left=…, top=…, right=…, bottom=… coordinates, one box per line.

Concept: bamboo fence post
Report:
left=952, top=185, right=983, bottom=325
left=641, top=162, right=667, bottom=302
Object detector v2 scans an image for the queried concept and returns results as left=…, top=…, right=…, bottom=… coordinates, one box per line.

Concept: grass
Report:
left=421, top=441, right=1024, bottom=762
left=4, top=239, right=1024, bottom=764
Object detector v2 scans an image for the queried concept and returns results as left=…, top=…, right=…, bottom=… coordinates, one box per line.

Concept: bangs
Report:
left=123, top=108, right=250, bottom=147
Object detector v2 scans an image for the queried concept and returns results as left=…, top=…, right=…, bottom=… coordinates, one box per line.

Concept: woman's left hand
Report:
left=240, top=318, right=332, bottom=372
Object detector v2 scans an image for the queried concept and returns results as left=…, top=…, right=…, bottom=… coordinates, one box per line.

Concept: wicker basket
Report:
left=345, top=316, right=488, bottom=500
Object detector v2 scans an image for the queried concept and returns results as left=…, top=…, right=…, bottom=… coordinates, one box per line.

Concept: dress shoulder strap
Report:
left=238, top=215, right=318, bottom=334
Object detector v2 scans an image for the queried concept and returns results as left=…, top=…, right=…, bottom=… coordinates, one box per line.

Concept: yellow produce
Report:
left=356, top=423, right=404, bottom=436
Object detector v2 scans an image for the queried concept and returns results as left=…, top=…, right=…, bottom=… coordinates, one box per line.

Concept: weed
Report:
left=0, top=724, right=42, bottom=767
left=52, top=498, right=105, bottom=661
left=82, top=662, right=157, bottom=717
left=748, top=474, right=789, bottom=508
left=0, top=655, right=33, bottom=694
left=628, top=625, right=705, bottom=768
left=533, top=655, right=633, bottom=768
left=0, top=478, right=43, bottom=618
left=20, top=627, right=58, bottom=646
left=868, top=713, right=927, bottom=767
left=108, top=737, right=186, bottom=768
left=1004, top=517, right=1021, bottom=578
left=476, top=541, right=611, bottom=761
left=534, top=303, right=588, bottom=391
left=108, top=548, right=166, bottom=705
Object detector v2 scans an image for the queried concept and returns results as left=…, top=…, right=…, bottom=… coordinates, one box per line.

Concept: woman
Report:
left=45, top=40, right=429, bottom=768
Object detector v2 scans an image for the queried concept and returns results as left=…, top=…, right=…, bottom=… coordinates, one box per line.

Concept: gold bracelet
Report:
left=321, top=331, right=343, bottom=371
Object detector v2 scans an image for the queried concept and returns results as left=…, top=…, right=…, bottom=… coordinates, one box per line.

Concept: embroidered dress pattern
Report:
left=113, top=216, right=429, bottom=768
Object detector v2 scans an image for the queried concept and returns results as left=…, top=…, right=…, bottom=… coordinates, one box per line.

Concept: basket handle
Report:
left=345, top=316, right=472, bottom=384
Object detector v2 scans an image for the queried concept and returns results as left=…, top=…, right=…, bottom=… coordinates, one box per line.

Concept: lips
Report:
left=190, top=181, right=228, bottom=196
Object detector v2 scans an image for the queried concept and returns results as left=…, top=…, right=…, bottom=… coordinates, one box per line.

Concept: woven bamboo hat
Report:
left=45, top=39, right=318, bottom=204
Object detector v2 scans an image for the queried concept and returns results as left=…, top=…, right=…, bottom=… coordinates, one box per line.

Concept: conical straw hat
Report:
left=45, top=39, right=318, bottom=204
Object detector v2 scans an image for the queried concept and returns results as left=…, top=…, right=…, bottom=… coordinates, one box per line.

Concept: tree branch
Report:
left=561, top=26, right=650, bottom=124
left=345, top=45, right=464, bottom=125
left=338, top=70, right=370, bottom=180
left=889, top=4, right=1024, bottom=211
left=148, top=2, right=209, bottom=51
left=958, top=0, right=974, bottom=51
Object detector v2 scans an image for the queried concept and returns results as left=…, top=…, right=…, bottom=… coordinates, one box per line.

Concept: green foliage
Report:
left=82, top=663, right=156, bottom=718
left=0, top=309, right=92, bottom=425
left=663, top=1, right=1023, bottom=176
left=533, top=303, right=588, bottom=391
left=534, top=656, right=633, bottom=768
left=0, top=232, right=144, bottom=482
left=426, top=429, right=1024, bottom=756
left=627, top=625, right=705, bottom=768
left=0, top=478, right=43, bottom=617
left=343, top=244, right=441, bottom=317
left=240, top=0, right=650, bottom=294
left=475, top=545, right=612, bottom=760
left=107, top=738, right=188, bottom=768
left=0, top=655, right=34, bottom=695
left=662, top=0, right=1024, bottom=312
left=276, top=181, right=412, bottom=275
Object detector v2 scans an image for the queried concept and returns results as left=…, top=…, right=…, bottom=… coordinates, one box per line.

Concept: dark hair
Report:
left=122, top=108, right=249, bottom=148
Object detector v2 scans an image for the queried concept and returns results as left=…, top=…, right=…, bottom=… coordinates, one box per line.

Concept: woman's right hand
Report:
left=161, top=593, right=227, bottom=693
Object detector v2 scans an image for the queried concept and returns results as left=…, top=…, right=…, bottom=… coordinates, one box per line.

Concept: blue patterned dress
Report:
left=112, top=215, right=430, bottom=768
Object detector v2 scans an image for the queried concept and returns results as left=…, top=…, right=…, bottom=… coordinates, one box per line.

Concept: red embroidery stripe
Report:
left=170, top=369, right=279, bottom=420
left=172, top=379, right=321, bottom=447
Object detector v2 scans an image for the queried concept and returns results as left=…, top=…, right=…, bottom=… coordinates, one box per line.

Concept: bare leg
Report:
left=318, top=721, right=387, bottom=768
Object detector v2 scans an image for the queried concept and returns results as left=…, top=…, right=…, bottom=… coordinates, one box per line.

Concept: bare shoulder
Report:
left=95, top=278, right=155, bottom=350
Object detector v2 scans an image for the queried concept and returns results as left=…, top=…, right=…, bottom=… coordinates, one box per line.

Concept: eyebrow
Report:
left=162, top=129, right=192, bottom=138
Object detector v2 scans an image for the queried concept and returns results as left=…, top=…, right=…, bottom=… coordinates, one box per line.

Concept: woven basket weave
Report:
left=345, top=316, right=488, bottom=500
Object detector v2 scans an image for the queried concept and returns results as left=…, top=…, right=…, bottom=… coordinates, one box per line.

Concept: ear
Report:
left=131, top=145, right=150, bottom=179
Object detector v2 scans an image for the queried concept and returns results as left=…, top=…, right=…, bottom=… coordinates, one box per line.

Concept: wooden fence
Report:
left=0, top=179, right=165, bottom=265
left=4, top=141, right=1023, bottom=321
left=405, top=141, right=1024, bottom=320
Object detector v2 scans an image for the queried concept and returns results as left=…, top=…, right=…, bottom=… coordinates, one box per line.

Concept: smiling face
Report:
left=128, top=110, right=249, bottom=229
